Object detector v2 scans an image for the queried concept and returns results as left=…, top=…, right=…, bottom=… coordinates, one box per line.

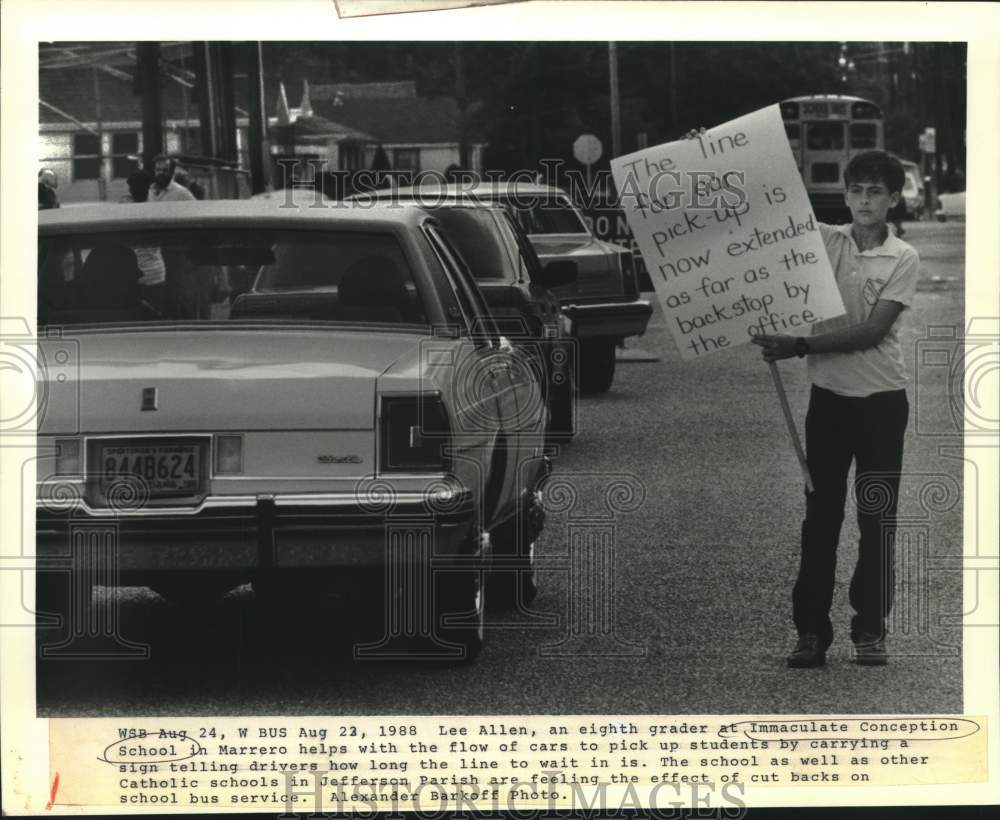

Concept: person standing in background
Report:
left=122, top=168, right=152, bottom=204
left=122, top=169, right=167, bottom=315
left=148, top=156, right=197, bottom=316
left=38, top=168, right=60, bottom=209
left=150, top=155, right=195, bottom=202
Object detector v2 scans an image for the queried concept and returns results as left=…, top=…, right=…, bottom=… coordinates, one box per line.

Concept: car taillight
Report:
left=620, top=252, right=638, bottom=298
left=380, top=396, right=451, bottom=473
left=215, top=434, right=244, bottom=474
left=54, top=438, right=81, bottom=474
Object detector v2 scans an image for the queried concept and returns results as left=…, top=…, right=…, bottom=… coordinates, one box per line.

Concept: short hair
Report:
left=844, top=150, right=905, bottom=194
left=126, top=169, right=153, bottom=202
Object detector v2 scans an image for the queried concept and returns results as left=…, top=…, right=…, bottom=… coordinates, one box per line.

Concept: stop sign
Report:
left=573, top=133, right=603, bottom=166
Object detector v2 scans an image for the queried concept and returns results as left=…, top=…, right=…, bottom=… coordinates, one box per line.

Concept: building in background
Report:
left=40, top=44, right=485, bottom=203
left=41, top=56, right=201, bottom=203
left=272, top=80, right=485, bottom=192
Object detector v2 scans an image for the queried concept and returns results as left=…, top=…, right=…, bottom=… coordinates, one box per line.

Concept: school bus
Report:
left=780, top=94, right=884, bottom=219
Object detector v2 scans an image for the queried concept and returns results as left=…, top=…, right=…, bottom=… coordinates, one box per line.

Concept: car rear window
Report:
left=431, top=209, right=513, bottom=280
left=501, top=196, right=589, bottom=235
left=38, top=229, right=427, bottom=327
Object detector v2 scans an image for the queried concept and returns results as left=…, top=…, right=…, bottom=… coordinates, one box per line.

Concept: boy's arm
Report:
left=755, top=244, right=919, bottom=361
left=753, top=299, right=903, bottom=361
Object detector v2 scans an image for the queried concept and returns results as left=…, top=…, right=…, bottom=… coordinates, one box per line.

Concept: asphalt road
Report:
left=37, top=221, right=966, bottom=717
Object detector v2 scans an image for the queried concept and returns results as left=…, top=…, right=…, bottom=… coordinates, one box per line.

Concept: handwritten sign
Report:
left=334, top=0, right=520, bottom=18
left=611, top=105, right=845, bottom=360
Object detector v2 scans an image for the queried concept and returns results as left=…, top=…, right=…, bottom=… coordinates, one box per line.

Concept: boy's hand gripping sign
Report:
left=611, top=104, right=846, bottom=360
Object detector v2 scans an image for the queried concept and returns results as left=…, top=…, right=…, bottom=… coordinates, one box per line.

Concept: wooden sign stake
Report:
left=768, top=361, right=814, bottom=493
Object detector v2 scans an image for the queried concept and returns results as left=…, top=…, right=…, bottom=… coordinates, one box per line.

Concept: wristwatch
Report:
left=794, top=337, right=810, bottom=358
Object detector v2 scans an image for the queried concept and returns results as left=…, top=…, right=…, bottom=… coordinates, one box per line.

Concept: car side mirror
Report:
left=538, top=259, right=577, bottom=289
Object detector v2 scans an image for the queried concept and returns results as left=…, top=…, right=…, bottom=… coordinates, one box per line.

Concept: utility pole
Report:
left=876, top=41, right=887, bottom=108
left=455, top=42, right=469, bottom=170
left=92, top=66, right=107, bottom=201
left=932, top=43, right=946, bottom=195
left=609, top=42, right=621, bottom=158
left=246, top=42, right=270, bottom=194
left=668, top=43, right=678, bottom=135
left=196, top=42, right=218, bottom=161
left=529, top=44, right=541, bottom=169
left=179, top=50, right=189, bottom=154
left=135, top=42, right=163, bottom=171
left=216, top=43, right=237, bottom=164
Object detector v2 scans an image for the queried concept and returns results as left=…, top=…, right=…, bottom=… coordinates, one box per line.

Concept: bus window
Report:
left=784, top=123, right=801, bottom=141
left=779, top=101, right=800, bottom=119
left=806, top=122, right=845, bottom=151
left=811, top=163, right=841, bottom=183
left=850, top=123, right=878, bottom=149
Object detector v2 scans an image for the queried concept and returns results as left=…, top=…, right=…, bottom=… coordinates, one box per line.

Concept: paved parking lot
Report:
left=36, top=221, right=966, bottom=717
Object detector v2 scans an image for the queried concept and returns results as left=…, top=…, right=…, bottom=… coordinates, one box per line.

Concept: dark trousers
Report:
left=793, top=385, right=909, bottom=646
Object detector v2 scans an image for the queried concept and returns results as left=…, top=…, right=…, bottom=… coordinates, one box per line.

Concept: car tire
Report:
left=578, top=337, right=616, bottom=394
left=489, top=513, right=538, bottom=610
left=435, top=567, right=485, bottom=663
left=547, top=371, right=576, bottom=442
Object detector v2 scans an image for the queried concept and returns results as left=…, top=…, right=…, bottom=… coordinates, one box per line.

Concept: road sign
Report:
left=573, top=133, right=603, bottom=166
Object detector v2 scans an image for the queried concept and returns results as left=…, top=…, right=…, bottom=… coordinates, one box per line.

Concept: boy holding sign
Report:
left=613, top=113, right=918, bottom=669
left=753, top=151, right=919, bottom=668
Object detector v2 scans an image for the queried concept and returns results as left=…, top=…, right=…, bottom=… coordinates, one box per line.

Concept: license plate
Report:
left=98, top=441, right=202, bottom=497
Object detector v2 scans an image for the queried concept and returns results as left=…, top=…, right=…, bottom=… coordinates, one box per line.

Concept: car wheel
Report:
left=547, top=370, right=576, bottom=442
left=578, top=337, right=616, bottom=394
left=490, top=514, right=538, bottom=609
left=435, top=564, right=485, bottom=663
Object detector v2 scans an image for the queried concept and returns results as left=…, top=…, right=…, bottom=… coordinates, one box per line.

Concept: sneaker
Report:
left=787, top=633, right=826, bottom=668
left=853, top=633, right=888, bottom=666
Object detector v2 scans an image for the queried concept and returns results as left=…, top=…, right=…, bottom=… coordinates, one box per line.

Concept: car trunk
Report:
left=529, top=235, right=623, bottom=302
left=37, top=324, right=420, bottom=434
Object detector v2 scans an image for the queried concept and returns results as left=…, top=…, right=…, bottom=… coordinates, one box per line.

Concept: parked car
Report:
left=357, top=200, right=579, bottom=442
left=358, top=183, right=653, bottom=394
left=935, top=191, right=966, bottom=222
left=900, top=160, right=925, bottom=220
left=250, top=186, right=333, bottom=206
left=36, top=201, right=552, bottom=661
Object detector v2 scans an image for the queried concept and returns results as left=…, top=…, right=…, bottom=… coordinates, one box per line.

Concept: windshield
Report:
left=850, top=122, right=878, bottom=149
left=805, top=122, right=846, bottom=151
left=38, top=229, right=427, bottom=326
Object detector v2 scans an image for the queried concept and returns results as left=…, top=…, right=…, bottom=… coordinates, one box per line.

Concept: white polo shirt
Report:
left=807, top=223, right=920, bottom=397
left=150, top=180, right=195, bottom=202
left=119, top=197, right=167, bottom=285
